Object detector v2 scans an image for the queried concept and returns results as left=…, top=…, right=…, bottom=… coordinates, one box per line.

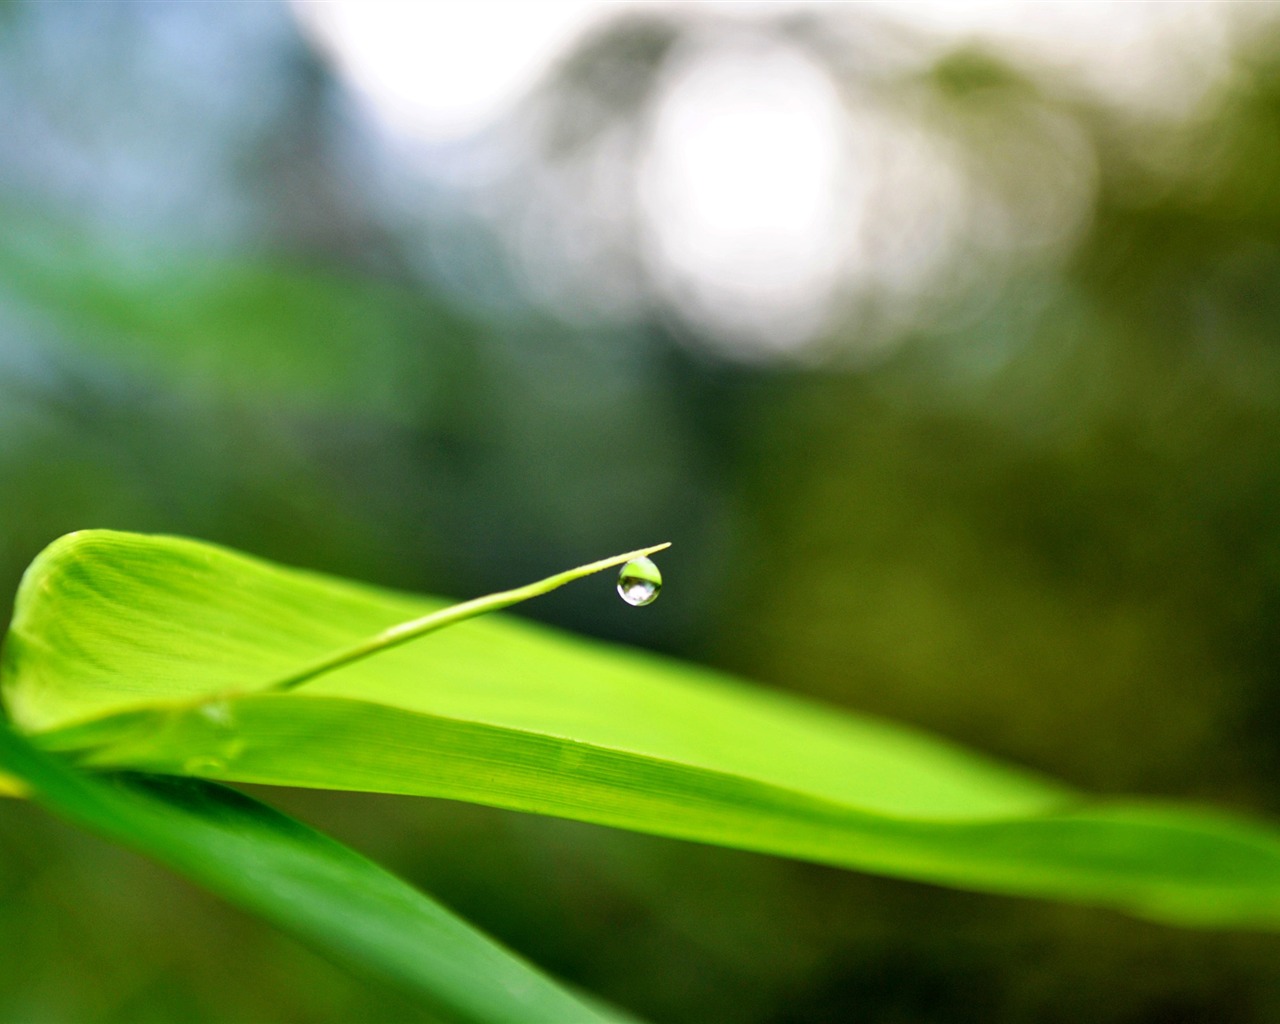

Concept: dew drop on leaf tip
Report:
left=617, top=556, right=662, bottom=607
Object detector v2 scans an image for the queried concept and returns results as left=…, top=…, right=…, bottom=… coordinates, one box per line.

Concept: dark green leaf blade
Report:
left=0, top=720, right=630, bottom=1024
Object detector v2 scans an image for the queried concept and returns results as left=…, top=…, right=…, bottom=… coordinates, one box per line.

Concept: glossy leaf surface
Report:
left=5, top=530, right=1280, bottom=929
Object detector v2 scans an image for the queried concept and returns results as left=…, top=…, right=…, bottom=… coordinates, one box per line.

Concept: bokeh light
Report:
left=291, top=1, right=1247, bottom=363
left=637, top=33, right=848, bottom=356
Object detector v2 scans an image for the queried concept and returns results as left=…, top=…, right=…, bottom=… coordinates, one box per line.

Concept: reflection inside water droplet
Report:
left=617, top=556, right=662, bottom=607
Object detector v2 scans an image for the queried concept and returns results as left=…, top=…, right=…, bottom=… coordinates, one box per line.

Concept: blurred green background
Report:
left=3, top=2, right=1280, bottom=1021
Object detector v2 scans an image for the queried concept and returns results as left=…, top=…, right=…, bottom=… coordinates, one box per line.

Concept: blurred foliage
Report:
left=2, top=2, right=1280, bottom=1023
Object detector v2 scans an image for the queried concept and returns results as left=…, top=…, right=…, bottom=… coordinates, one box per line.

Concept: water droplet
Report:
left=617, top=556, right=662, bottom=607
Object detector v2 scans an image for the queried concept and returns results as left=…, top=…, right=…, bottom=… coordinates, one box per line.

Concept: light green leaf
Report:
left=0, top=718, right=630, bottom=1024
left=6, top=530, right=1280, bottom=929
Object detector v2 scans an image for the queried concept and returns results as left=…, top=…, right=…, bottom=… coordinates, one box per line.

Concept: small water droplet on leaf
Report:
left=617, top=556, right=662, bottom=607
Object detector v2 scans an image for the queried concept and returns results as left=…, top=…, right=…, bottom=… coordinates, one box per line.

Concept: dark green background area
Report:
left=2, top=3, right=1280, bottom=1022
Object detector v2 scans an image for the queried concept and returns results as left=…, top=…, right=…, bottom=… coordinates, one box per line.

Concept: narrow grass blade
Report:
left=0, top=718, right=630, bottom=1024
left=268, top=541, right=670, bottom=692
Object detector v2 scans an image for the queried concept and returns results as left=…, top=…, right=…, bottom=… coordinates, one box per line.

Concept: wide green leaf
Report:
left=0, top=718, right=628, bottom=1024
left=6, top=530, right=1280, bottom=929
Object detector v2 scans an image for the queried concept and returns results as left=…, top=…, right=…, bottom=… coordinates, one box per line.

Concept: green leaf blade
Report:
left=0, top=720, right=629, bottom=1024
left=3, top=530, right=1063, bottom=820
left=7, top=529, right=1280, bottom=931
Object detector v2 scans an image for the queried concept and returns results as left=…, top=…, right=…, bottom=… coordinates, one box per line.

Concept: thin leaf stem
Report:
left=267, top=542, right=670, bottom=693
